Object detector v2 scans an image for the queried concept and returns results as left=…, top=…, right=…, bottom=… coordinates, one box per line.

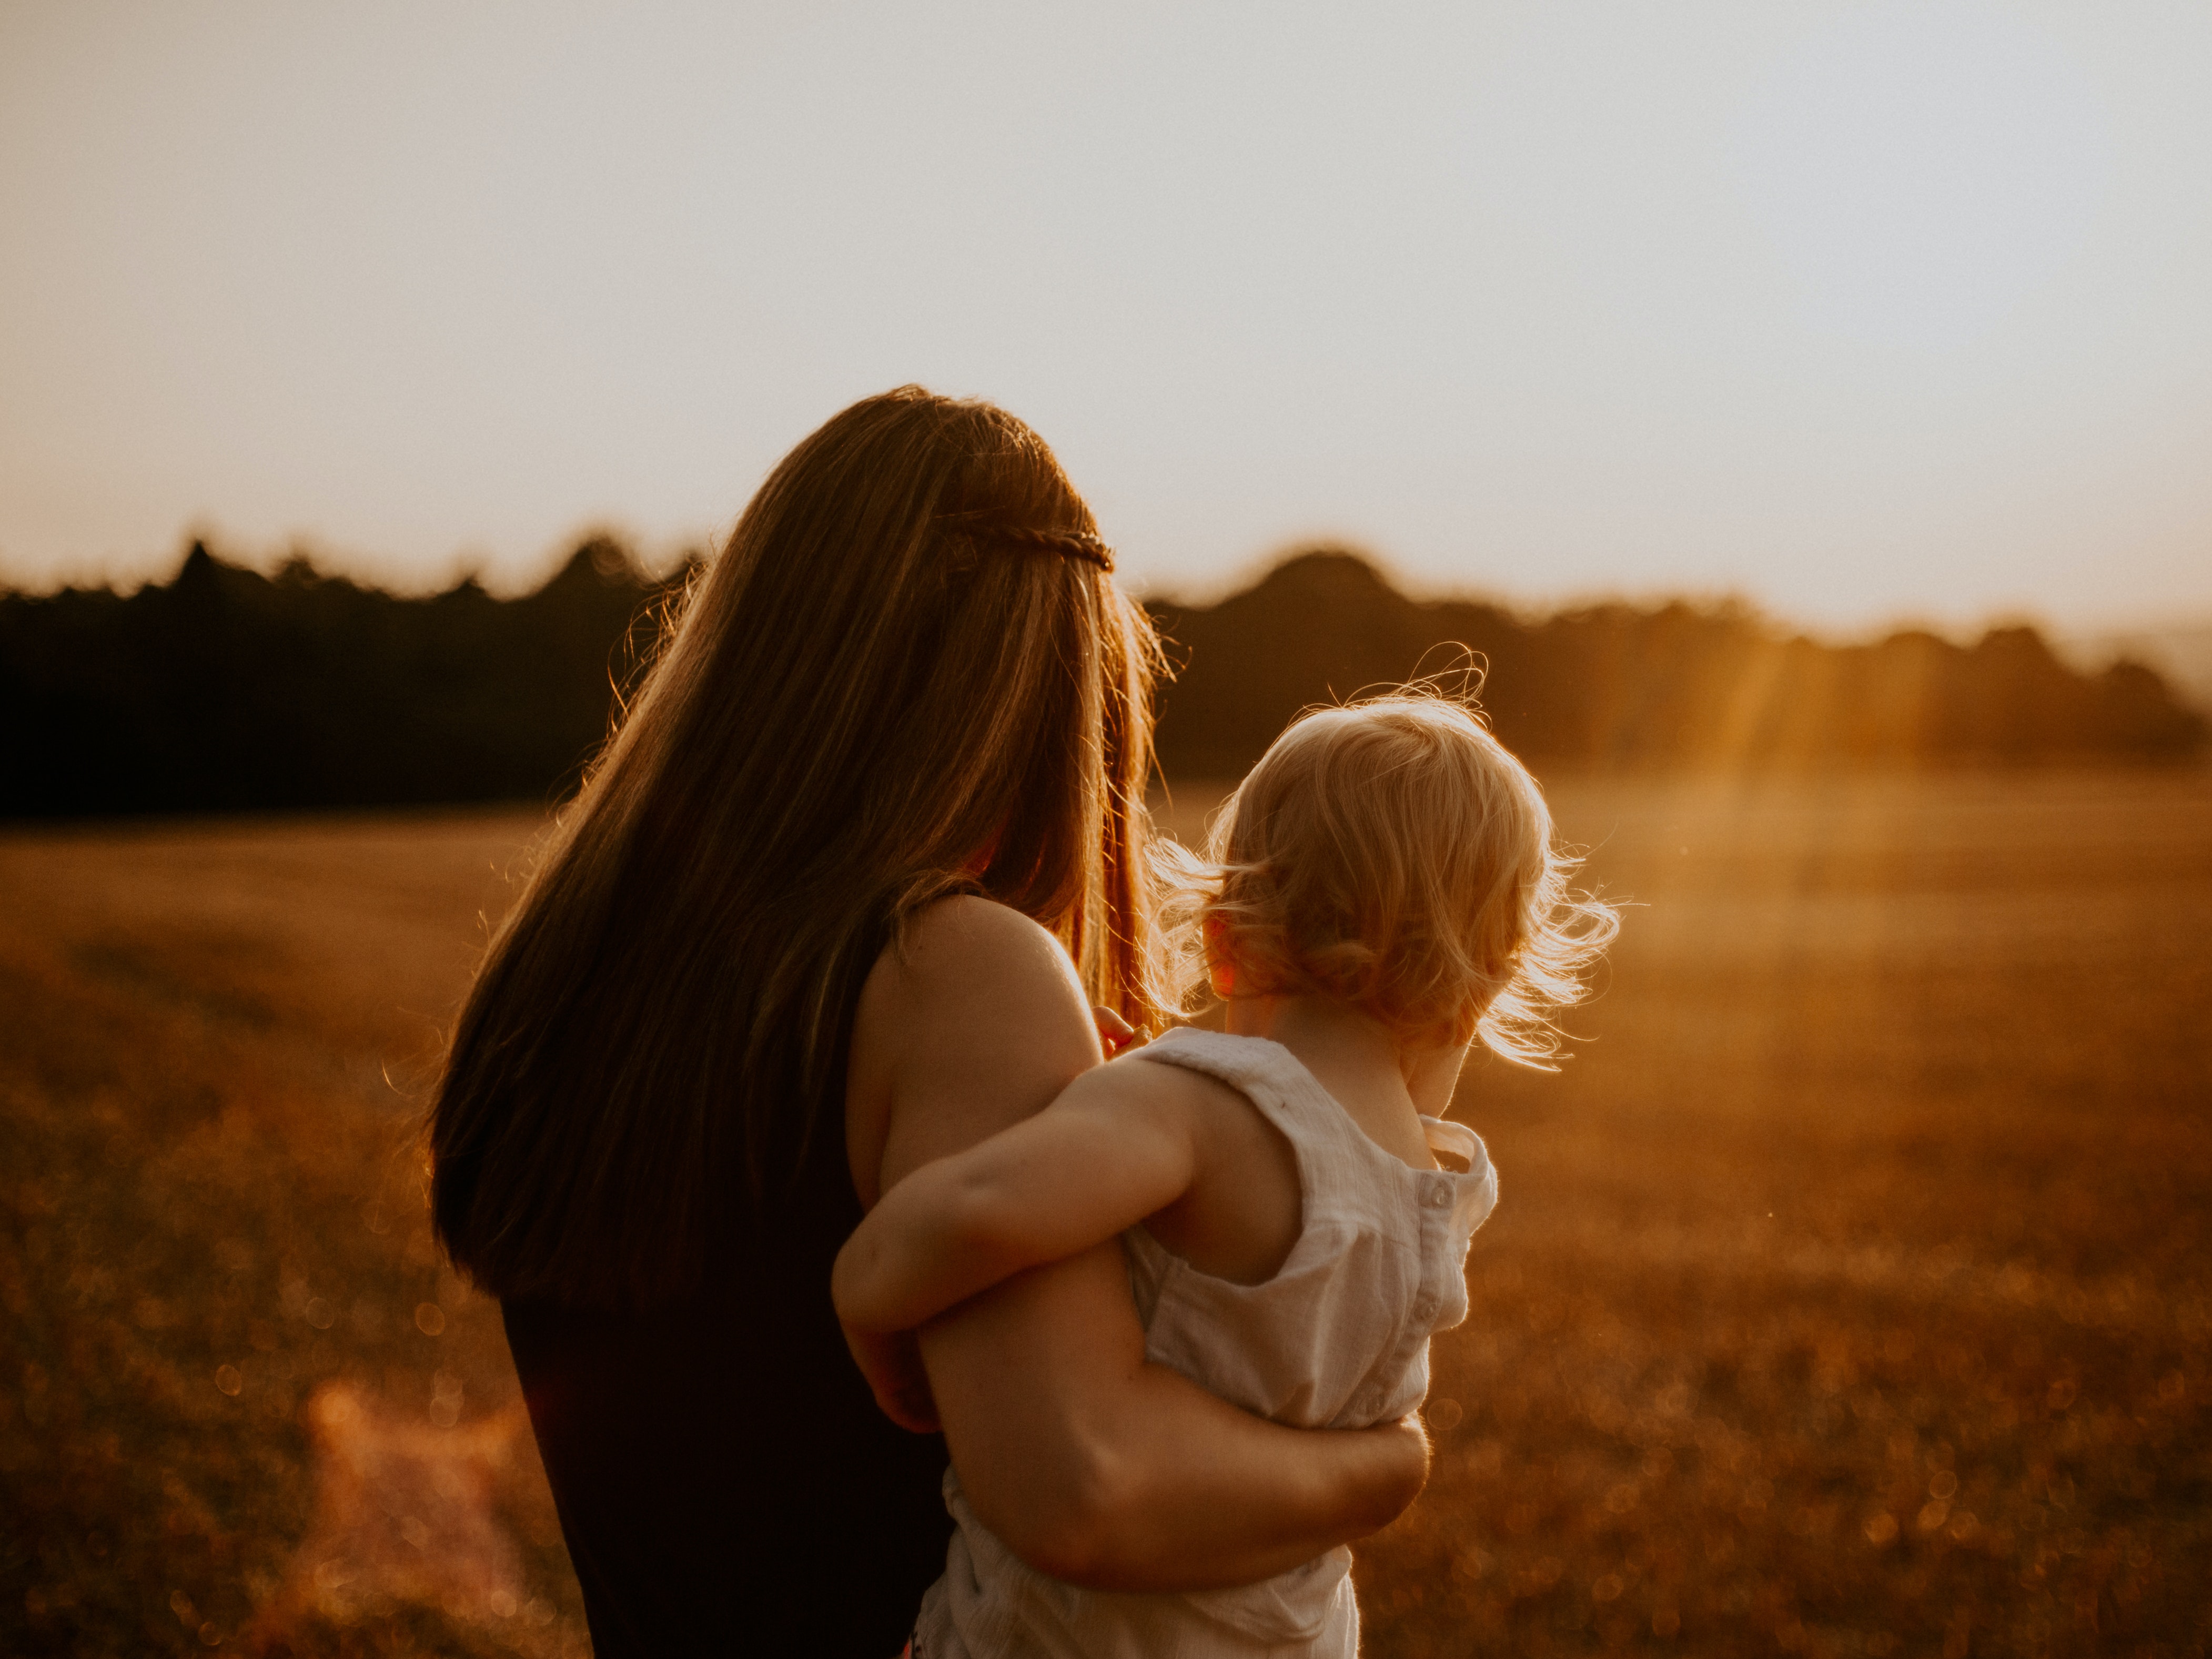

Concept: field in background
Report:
left=4, top=771, right=2210, bottom=1656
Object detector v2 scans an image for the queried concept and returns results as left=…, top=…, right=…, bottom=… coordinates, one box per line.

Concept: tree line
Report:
left=1150, top=549, right=2206, bottom=775
left=1, top=538, right=2200, bottom=820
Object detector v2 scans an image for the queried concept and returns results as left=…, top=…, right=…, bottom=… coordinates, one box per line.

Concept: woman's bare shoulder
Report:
left=849, top=895, right=1103, bottom=1197
left=866, top=895, right=1089, bottom=1025
left=901, top=893, right=1069, bottom=967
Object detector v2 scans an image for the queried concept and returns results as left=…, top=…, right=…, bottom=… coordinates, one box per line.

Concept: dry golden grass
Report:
left=4, top=771, right=2210, bottom=1657
left=0, top=812, right=579, bottom=1658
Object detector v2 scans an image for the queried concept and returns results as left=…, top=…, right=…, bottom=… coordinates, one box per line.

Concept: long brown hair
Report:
left=430, top=388, right=1164, bottom=1310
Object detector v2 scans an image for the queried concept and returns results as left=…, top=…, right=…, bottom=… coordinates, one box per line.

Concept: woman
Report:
left=429, top=388, right=1429, bottom=1655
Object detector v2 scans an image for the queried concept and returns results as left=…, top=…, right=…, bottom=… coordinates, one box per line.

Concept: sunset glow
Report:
left=3, top=2, right=2208, bottom=633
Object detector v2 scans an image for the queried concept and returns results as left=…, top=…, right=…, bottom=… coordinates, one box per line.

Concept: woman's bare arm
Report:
left=845, top=897, right=1429, bottom=1591
left=921, top=1246, right=1429, bottom=1589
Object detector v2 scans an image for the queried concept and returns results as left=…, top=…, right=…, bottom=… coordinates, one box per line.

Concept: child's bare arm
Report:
left=833, top=1059, right=1197, bottom=1338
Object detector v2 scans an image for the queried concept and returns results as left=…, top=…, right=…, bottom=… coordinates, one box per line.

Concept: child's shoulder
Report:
left=1130, top=1026, right=1289, bottom=1091
left=1075, top=1029, right=1270, bottom=1128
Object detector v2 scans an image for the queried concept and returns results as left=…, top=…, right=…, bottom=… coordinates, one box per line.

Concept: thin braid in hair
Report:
left=991, top=524, right=1115, bottom=572
left=942, top=518, right=1116, bottom=573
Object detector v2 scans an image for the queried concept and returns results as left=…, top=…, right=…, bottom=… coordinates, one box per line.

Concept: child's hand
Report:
left=840, top=1317, right=942, bottom=1434
left=1092, top=1005, right=1139, bottom=1057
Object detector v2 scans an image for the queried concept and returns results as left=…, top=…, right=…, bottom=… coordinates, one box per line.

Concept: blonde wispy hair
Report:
left=1159, top=690, right=1618, bottom=1064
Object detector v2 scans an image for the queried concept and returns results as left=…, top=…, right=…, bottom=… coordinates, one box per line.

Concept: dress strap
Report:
left=1134, top=1027, right=1354, bottom=1150
left=1421, top=1116, right=1479, bottom=1173
left=1420, top=1115, right=1499, bottom=1238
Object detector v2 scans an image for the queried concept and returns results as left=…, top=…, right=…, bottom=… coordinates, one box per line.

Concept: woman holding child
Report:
left=431, top=387, right=1612, bottom=1656
left=428, top=389, right=1440, bottom=1654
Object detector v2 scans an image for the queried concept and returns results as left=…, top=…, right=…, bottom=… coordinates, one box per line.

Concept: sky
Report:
left=3, top=1, right=2210, bottom=636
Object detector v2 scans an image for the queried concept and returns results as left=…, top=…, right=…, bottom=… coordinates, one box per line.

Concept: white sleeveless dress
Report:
left=913, top=1027, right=1499, bottom=1659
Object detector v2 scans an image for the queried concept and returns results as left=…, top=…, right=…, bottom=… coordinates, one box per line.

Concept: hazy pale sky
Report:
left=4, top=1, right=2209, bottom=632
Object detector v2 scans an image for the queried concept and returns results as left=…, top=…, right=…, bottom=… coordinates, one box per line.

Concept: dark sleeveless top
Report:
left=501, top=939, right=950, bottom=1657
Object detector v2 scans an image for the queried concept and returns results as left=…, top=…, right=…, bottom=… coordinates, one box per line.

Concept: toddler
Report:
left=835, top=692, right=1617, bottom=1657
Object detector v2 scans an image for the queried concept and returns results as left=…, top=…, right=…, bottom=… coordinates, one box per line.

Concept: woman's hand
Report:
left=1383, top=1411, right=1434, bottom=1510
left=839, top=1319, right=941, bottom=1434
left=1092, top=1005, right=1138, bottom=1057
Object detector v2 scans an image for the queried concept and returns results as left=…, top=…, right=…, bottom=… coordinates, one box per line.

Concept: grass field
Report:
left=4, top=771, right=2209, bottom=1657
